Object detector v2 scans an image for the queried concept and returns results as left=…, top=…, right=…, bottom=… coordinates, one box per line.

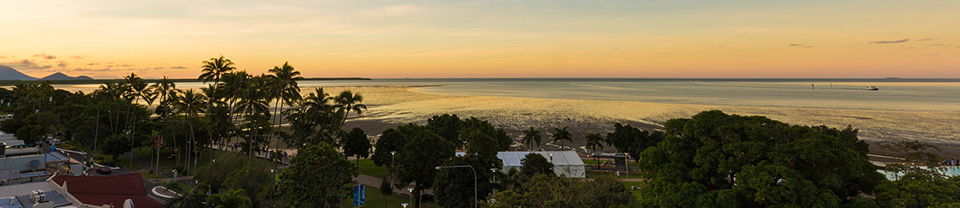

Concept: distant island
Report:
left=0, top=65, right=370, bottom=86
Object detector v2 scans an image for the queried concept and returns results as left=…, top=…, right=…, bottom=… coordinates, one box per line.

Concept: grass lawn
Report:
left=338, top=184, right=441, bottom=208
left=586, top=170, right=642, bottom=179
left=622, top=181, right=643, bottom=199
left=355, top=159, right=390, bottom=179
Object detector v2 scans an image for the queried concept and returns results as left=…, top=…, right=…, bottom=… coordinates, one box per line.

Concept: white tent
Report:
left=497, top=151, right=585, bottom=178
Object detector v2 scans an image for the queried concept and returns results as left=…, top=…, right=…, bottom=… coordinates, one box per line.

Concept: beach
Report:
left=326, top=85, right=960, bottom=158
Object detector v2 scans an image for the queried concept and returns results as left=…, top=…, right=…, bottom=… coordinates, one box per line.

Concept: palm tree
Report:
left=173, top=89, right=208, bottom=116
left=199, top=55, right=236, bottom=86
left=285, top=87, right=338, bottom=147
left=206, top=189, right=252, bottom=208
left=521, top=126, right=542, bottom=150
left=151, top=76, right=180, bottom=117
left=165, top=187, right=207, bottom=208
left=267, top=62, right=303, bottom=152
left=585, top=132, right=605, bottom=169
left=234, top=75, right=270, bottom=119
left=551, top=126, right=572, bottom=150
left=123, top=73, right=152, bottom=105
left=334, top=90, right=366, bottom=138
left=220, top=71, right=251, bottom=125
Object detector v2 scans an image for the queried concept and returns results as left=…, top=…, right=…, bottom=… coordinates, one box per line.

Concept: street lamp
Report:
left=407, top=188, right=414, bottom=207
left=436, top=165, right=478, bottom=208
left=401, top=203, right=408, bottom=208
left=490, top=168, right=498, bottom=197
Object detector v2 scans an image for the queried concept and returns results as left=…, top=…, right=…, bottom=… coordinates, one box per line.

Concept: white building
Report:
left=497, top=151, right=585, bottom=178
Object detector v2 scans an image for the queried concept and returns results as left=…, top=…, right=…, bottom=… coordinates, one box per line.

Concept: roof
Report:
left=0, top=181, right=74, bottom=208
left=52, top=173, right=163, bottom=208
left=497, top=151, right=585, bottom=167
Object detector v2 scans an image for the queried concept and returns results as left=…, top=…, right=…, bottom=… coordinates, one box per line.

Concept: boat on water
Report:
left=866, top=86, right=879, bottom=91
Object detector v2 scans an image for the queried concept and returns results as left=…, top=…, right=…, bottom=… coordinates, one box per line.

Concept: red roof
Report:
left=52, top=172, right=164, bottom=208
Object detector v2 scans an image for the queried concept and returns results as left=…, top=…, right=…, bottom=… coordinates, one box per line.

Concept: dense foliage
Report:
left=280, top=142, right=357, bottom=208
left=638, top=110, right=884, bottom=207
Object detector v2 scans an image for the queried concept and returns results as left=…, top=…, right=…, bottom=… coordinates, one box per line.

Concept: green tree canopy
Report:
left=206, top=189, right=253, bottom=208
left=280, top=142, right=357, bottom=208
left=520, top=153, right=554, bottom=177
left=394, top=125, right=456, bottom=208
left=485, top=174, right=635, bottom=208
left=427, top=114, right=462, bottom=144
left=638, top=110, right=884, bottom=207
left=372, top=128, right=406, bottom=167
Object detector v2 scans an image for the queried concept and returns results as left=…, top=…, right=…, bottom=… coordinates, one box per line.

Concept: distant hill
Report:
left=41, top=72, right=94, bottom=80
left=0, top=65, right=38, bottom=80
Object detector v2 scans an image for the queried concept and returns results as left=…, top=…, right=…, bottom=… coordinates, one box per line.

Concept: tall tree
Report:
left=267, top=62, right=303, bottom=153
left=333, top=90, right=366, bottom=138
left=151, top=76, right=180, bottom=117
left=394, top=125, right=456, bottom=208
left=585, top=132, right=604, bottom=169
left=521, top=126, right=542, bottom=150
left=280, top=142, right=357, bottom=208
left=173, top=89, right=208, bottom=116
left=341, top=127, right=371, bottom=168
left=199, top=55, right=236, bottom=86
left=551, top=126, right=572, bottom=150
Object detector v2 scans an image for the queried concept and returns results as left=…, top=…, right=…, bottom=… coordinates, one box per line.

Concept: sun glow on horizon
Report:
left=1, top=1, right=959, bottom=79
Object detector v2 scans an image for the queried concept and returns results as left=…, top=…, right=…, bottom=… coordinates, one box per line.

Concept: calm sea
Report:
left=53, top=78, right=960, bottom=112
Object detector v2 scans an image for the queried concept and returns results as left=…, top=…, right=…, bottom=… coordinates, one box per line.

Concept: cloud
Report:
left=870, top=39, right=909, bottom=44
left=87, top=63, right=99, bottom=66
left=69, top=55, right=85, bottom=59
left=118, top=64, right=133, bottom=67
left=104, top=65, right=113, bottom=67
left=926, top=53, right=939, bottom=56
left=2, top=59, right=52, bottom=70
left=32, top=53, right=57, bottom=59
left=928, top=43, right=945, bottom=46
left=57, top=61, right=68, bottom=68
left=72, top=68, right=114, bottom=72
left=917, top=38, right=934, bottom=41
left=788, top=44, right=812, bottom=48
left=0, top=56, right=6, bottom=59
left=169, top=66, right=188, bottom=69
left=788, top=44, right=803, bottom=46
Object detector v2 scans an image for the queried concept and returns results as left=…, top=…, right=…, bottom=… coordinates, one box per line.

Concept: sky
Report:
left=1, top=0, right=959, bottom=79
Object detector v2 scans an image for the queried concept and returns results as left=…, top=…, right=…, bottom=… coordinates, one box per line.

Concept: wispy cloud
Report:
left=72, top=68, right=114, bottom=72
left=926, top=53, right=939, bottom=56
left=118, top=64, right=133, bottom=67
left=57, top=61, right=68, bottom=68
left=170, top=66, right=188, bottom=69
left=0, top=56, right=7, bottom=59
left=917, top=38, right=934, bottom=41
left=2, top=59, right=51, bottom=70
left=870, top=39, right=909, bottom=44
left=87, top=63, right=99, bottom=66
left=69, top=55, right=85, bottom=59
left=32, top=53, right=57, bottom=60
left=788, top=43, right=813, bottom=48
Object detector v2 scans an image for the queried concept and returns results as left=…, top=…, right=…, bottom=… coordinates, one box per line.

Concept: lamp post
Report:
left=490, top=168, right=498, bottom=197
left=436, top=165, right=478, bottom=208
left=390, top=151, right=396, bottom=208
left=112, top=110, right=137, bottom=167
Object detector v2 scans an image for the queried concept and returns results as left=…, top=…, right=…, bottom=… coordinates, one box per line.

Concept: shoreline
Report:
left=326, top=85, right=960, bottom=159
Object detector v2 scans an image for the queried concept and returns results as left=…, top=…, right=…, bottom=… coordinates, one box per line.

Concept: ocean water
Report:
left=56, top=78, right=960, bottom=112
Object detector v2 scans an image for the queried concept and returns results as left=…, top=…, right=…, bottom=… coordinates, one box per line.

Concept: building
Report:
left=2, top=136, right=73, bottom=185
left=497, top=151, right=586, bottom=178
left=52, top=173, right=163, bottom=208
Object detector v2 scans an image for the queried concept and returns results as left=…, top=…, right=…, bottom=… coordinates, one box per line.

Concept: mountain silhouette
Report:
left=0, top=65, right=38, bottom=80
left=41, top=72, right=94, bottom=80
left=0, top=65, right=94, bottom=80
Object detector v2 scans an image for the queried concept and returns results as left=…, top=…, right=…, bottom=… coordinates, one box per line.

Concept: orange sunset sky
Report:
left=1, top=1, right=959, bottom=79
